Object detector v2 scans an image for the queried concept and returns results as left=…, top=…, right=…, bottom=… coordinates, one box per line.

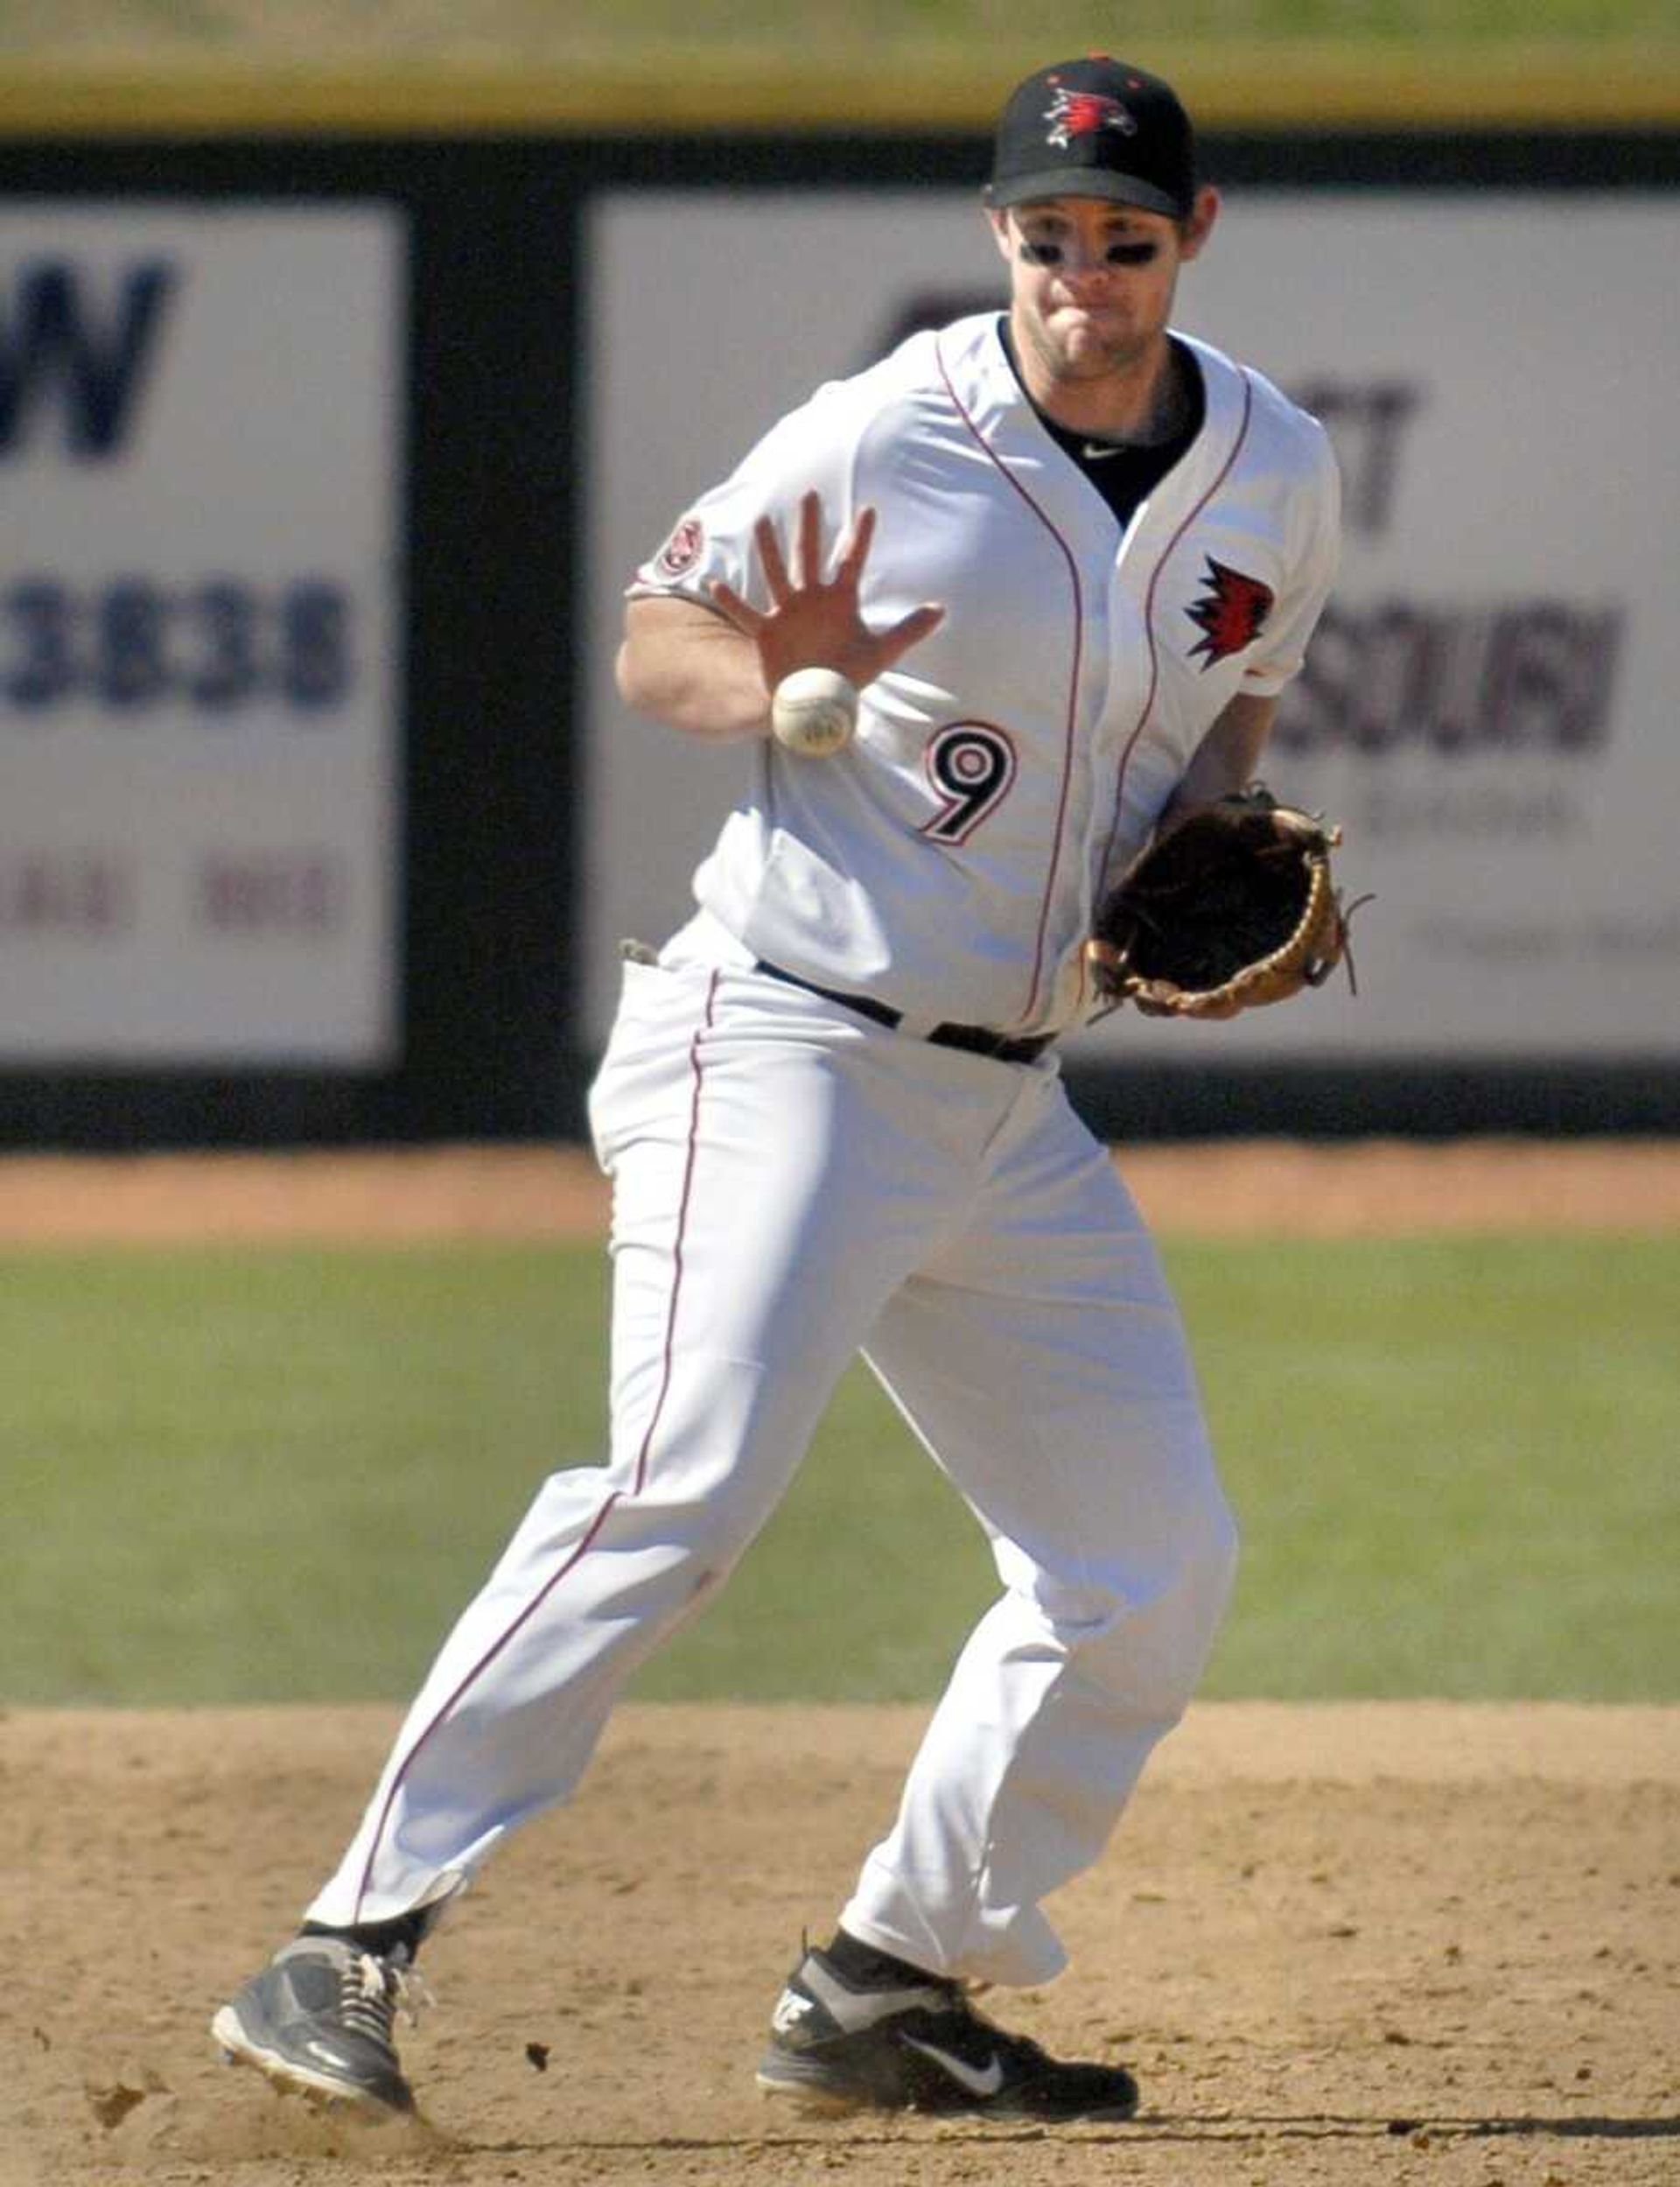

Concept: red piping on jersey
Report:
left=935, top=333, right=1082, bottom=1032
left=349, top=971, right=722, bottom=1923
left=1103, top=369, right=1257, bottom=894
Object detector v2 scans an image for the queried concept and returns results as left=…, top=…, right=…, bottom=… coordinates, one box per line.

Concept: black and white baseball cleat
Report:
left=211, top=1935, right=424, bottom=2116
left=755, top=1943, right=1140, bottom=2120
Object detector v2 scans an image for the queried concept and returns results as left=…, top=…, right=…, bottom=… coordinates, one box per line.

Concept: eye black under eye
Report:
left=1018, top=238, right=1161, bottom=268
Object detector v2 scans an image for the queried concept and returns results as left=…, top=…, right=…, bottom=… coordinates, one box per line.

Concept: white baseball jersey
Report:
left=634, top=312, right=1340, bottom=1037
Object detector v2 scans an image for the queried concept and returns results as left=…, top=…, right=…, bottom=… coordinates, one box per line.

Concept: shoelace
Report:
left=338, top=1951, right=433, bottom=2047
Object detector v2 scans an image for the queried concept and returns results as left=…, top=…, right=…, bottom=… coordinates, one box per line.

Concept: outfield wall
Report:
left=1, top=116, right=1676, bottom=1146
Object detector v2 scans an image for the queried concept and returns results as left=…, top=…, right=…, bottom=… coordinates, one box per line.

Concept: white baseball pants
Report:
left=308, top=947, right=1236, bottom=1987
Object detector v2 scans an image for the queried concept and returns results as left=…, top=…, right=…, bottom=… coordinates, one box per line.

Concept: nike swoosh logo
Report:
left=901, top=2035, right=1005, bottom=2098
left=1080, top=441, right=1127, bottom=460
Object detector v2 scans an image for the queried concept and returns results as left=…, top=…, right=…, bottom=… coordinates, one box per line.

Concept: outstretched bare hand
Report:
left=708, top=491, right=945, bottom=697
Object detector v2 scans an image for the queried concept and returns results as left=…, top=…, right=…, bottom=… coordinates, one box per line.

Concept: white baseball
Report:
left=770, top=668, right=858, bottom=757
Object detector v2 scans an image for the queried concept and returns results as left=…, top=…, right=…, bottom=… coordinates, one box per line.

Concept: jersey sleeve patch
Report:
left=1186, top=557, right=1275, bottom=669
left=654, top=515, right=706, bottom=580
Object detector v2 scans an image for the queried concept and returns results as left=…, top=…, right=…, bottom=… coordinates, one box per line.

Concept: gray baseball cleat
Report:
left=211, top=1934, right=426, bottom=2114
left=756, top=1943, right=1140, bottom=2120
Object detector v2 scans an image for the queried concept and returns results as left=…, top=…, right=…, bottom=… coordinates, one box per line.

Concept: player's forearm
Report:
left=615, top=598, right=771, bottom=744
left=1158, top=691, right=1278, bottom=830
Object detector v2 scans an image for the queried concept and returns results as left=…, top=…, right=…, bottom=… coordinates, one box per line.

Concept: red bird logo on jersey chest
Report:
left=1044, top=88, right=1138, bottom=147
left=1186, top=557, right=1275, bottom=669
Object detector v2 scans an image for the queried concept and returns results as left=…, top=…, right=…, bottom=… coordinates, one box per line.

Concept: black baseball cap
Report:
left=985, top=55, right=1196, bottom=220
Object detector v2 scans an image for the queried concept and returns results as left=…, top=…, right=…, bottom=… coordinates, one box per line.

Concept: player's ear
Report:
left=1178, top=186, right=1221, bottom=263
left=985, top=207, right=1014, bottom=263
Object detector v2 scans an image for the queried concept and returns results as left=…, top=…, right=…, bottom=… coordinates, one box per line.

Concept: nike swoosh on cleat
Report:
left=304, top=2039, right=355, bottom=2067
left=900, top=2036, right=1005, bottom=2098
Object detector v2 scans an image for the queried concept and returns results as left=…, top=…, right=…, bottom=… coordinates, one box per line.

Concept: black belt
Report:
left=752, top=959, right=1054, bottom=1064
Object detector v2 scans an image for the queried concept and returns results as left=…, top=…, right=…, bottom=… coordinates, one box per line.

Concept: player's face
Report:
left=992, top=192, right=1217, bottom=389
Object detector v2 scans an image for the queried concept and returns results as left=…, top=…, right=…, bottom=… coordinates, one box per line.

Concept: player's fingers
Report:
left=706, top=578, right=766, bottom=634
left=872, top=601, right=946, bottom=671
left=833, top=504, right=877, bottom=586
left=755, top=516, right=794, bottom=605
left=795, top=491, right=822, bottom=589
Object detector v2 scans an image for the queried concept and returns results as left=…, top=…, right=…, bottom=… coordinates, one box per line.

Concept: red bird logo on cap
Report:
left=1044, top=88, right=1138, bottom=147
left=1186, top=557, right=1275, bottom=669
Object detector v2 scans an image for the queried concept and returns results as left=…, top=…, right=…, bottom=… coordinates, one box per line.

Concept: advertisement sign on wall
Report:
left=586, top=188, right=1677, bottom=1062
left=0, top=203, right=404, bottom=1064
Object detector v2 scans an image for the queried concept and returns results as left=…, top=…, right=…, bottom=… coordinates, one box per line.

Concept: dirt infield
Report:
left=10, top=1701, right=1678, bottom=2187
left=4, top=1136, right=1680, bottom=1243
left=6, top=1144, right=1678, bottom=2185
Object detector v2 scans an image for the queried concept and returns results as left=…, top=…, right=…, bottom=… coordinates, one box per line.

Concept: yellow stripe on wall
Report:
left=2, top=46, right=1678, bottom=139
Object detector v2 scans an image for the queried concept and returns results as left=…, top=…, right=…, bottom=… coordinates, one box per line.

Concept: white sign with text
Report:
left=0, top=203, right=403, bottom=1063
left=587, top=188, right=1677, bottom=1062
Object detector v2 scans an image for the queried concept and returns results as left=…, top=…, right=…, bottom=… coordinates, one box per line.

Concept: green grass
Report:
left=1182, top=1237, right=1680, bottom=1700
left=5, top=0, right=1672, bottom=139
left=2, top=1235, right=1675, bottom=1708
left=0, top=0, right=1673, bottom=61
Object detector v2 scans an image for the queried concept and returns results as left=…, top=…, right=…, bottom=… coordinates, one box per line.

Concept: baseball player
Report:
left=212, top=53, right=1340, bottom=2122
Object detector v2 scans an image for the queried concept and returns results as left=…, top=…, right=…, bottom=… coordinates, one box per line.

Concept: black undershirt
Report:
left=998, top=318, right=1205, bottom=530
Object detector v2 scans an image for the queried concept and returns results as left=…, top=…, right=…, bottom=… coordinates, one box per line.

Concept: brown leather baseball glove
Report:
left=1086, top=785, right=1357, bottom=1021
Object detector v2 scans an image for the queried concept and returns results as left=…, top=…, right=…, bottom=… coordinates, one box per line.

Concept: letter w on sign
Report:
left=0, top=259, right=177, bottom=459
